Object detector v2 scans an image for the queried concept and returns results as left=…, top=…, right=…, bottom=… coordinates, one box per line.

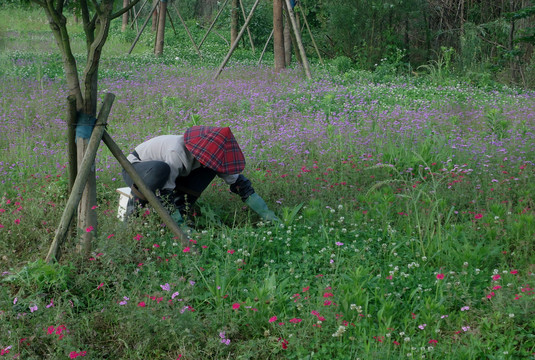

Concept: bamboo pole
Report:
left=213, top=0, right=261, bottom=80
left=101, top=132, right=191, bottom=247
left=258, top=29, right=274, bottom=65
left=300, top=5, right=323, bottom=65
left=46, top=93, right=115, bottom=263
left=130, top=0, right=148, bottom=30
left=166, top=8, right=177, bottom=36
left=283, top=0, right=312, bottom=78
left=198, top=0, right=230, bottom=50
left=128, top=0, right=159, bottom=54
left=66, top=95, right=77, bottom=194
left=239, top=0, right=255, bottom=54
left=172, top=2, right=202, bottom=59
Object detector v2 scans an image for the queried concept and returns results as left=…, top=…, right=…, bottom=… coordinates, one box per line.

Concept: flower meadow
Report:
left=1, top=13, right=535, bottom=360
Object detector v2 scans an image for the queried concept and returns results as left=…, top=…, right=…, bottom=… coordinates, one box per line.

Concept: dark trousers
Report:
left=122, top=161, right=216, bottom=214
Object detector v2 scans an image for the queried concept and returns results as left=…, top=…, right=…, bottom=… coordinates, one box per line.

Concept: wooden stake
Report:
left=198, top=0, right=230, bottom=50
left=300, top=5, right=323, bottom=65
left=67, top=95, right=77, bottom=194
left=213, top=0, right=261, bottom=80
left=101, top=132, right=191, bottom=246
left=239, top=0, right=255, bottom=54
left=258, top=29, right=274, bottom=65
left=166, top=8, right=177, bottom=36
left=46, top=93, right=115, bottom=263
left=130, top=0, right=148, bottom=30
left=283, top=0, right=312, bottom=78
left=128, top=0, right=159, bottom=54
left=172, top=2, right=202, bottom=59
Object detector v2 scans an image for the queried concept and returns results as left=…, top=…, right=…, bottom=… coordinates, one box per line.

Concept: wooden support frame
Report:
left=213, top=0, right=262, bottom=80
left=283, top=0, right=311, bottom=78
left=46, top=93, right=190, bottom=263
left=198, top=0, right=230, bottom=50
left=172, top=2, right=203, bottom=59
left=239, top=0, right=255, bottom=54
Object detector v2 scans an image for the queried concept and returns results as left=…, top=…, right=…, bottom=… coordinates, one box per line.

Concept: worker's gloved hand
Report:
left=171, top=210, right=184, bottom=226
left=245, top=193, right=280, bottom=222
left=171, top=210, right=195, bottom=236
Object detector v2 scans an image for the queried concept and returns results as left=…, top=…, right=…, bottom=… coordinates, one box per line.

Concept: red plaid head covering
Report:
left=184, top=126, right=246, bottom=174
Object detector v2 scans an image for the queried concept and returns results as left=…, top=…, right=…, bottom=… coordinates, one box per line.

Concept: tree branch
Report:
left=91, top=0, right=102, bottom=16
left=55, top=0, right=65, bottom=13
left=111, top=0, right=141, bottom=20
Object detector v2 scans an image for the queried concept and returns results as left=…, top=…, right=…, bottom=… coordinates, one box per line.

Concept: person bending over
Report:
left=121, top=125, right=279, bottom=225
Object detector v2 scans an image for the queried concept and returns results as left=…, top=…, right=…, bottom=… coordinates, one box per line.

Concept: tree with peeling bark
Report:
left=31, top=0, right=139, bottom=256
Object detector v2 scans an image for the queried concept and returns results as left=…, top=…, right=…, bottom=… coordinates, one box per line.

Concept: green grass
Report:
left=1, top=5, right=535, bottom=360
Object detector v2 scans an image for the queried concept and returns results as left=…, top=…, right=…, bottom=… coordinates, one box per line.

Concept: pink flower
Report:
left=97, top=282, right=104, bottom=290
left=227, top=249, right=235, bottom=254
left=289, top=318, right=302, bottom=323
left=474, top=213, right=483, bottom=219
left=323, top=300, right=332, bottom=306
left=510, top=270, right=518, bottom=274
left=29, top=304, right=37, bottom=313
left=85, top=226, right=93, bottom=232
left=232, top=303, right=240, bottom=310
left=107, top=234, right=114, bottom=239
left=269, top=316, right=277, bottom=323
left=302, top=286, right=310, bottom=292
left=138, top=301, right=146, bottom=307
left=133, top=234, right=143, bottom=241
left=492, top=285, right=502, bottom=290
left=492, top=274, right=501, bottom=281
left=428, top=339, right=438, bottom=345
left=14, top=219, right=21, bottom=224
left=183, top=247, right=191, bottom=253
left=436, top=273, right=445, bottom=280
left=47, top=326, right=55, bottom=335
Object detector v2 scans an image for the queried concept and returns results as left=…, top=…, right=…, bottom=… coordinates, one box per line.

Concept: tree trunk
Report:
left=273, top=0, right=285, bottom=71
left=231, top=0, right=239, bottom=46
left=283, top=10, right=292, bottom=66
left=155, top=0, right=167, bottom=55
left=122, top=0, right=130, bottom=31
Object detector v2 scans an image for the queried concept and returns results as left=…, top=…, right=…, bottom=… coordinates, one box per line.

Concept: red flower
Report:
left=436, top=273, right=445, bottom=280
left=232, top=303, right=240, bottom=310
